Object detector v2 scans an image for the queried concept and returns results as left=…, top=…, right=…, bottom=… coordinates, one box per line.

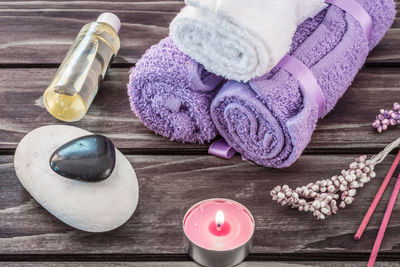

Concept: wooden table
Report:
left=1, top=1, right=400, bottom=266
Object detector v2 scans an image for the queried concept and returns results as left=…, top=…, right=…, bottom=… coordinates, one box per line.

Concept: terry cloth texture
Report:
left=170, top=0, right=327, bottom=82
left=128, top=37, right=224, bottom=143
left=210, top=0, right=395, bottom=168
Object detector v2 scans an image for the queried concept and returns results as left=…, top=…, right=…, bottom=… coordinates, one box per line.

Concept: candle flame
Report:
left=215, top=210, right=224, bottom=231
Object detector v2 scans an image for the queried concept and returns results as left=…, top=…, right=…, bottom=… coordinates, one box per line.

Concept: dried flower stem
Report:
left=271, top=132, right=400, bottom=220
left=270, top=156, right=376, bottom=219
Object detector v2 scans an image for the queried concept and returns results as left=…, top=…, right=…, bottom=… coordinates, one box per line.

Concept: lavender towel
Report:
left=211, top=0, right=395, bottom=168
left=128, top=38, right=224, bottom=143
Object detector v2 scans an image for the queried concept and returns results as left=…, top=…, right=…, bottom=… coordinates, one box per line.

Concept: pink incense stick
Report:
left=368, top=172, right=400, bottom=267
left=354, top=149, right=400, bottom=240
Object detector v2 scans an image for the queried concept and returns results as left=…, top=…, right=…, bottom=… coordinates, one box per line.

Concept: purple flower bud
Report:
left=377, top=127, right=382, bottom=133
left=377, top=114, right=385, bottom=121
left=382, top=124, right=388, bottom=131
left=391, top=112, right=398, bottom=119
left=390, top=119, right=397, bottom=126
left=382, top=119, right=389, bottom=125
left=394, top=103, right=400, bottom=110
left=380, top=109, right=385, bottom=114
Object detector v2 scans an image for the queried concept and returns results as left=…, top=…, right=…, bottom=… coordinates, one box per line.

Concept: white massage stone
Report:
left=14, top=125, right=139, bottom=232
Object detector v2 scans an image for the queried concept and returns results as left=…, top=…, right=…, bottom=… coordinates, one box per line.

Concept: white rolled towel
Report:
left=170, top=0, right=327, bottom=82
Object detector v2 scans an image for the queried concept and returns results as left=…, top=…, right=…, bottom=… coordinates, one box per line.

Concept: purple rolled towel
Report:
left=211, top=0, right=395, bottom=168
left=128, top=37, right=224, bottom=143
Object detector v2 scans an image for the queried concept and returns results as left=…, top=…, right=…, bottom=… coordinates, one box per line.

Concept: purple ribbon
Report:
left=326, top=0, right=373, bottom=44
left=277, top=55, right=325, bottom=118
left=208, top=138, right=236, bottom=159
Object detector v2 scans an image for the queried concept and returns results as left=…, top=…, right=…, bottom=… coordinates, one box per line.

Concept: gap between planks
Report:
left=2, top=253, right=400, bottom=262
left=0, top=261, right=399, bottom=267
left=0, top=62, right=399, bottom=70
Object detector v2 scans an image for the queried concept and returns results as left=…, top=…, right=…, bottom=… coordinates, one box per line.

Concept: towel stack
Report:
left=128, top=0, right=395, bottom=168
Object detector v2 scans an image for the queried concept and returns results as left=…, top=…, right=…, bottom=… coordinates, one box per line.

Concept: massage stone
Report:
left=50, top=135, right=116, bottom=182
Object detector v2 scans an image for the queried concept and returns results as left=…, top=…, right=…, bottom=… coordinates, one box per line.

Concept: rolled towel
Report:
left=170, top=0, right=328, bottom=82
left=210, top=0, right=395, bottom=168
left=128, top=37, right=224, bottom=143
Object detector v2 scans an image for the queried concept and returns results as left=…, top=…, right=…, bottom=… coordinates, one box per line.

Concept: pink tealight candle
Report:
left=183, top=199, right=255, bottom=267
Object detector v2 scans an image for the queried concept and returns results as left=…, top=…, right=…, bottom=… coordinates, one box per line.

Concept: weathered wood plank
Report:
left=1, top=262, right=399, bottom=267
left=0, top=1, right=181, bottom=65
left=0, top=0, right=398, bottom=65
left=0, top=68, right=200, bottom=152
left=1, top=153, right=400, bottom=255
left=0, top=68, right=400, bottom=153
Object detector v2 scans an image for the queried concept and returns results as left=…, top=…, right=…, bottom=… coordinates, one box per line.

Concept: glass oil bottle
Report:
left=43, top=13, right=121, bottom=122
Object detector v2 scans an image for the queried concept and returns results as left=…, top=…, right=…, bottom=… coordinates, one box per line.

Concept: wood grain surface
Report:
left=1, top=68, right=400, bottom=153
left=0, top=0, right=398, bottom=65
left=1, top=262, right=400, bottom=267
left=1, top=0, right=400, bottom=265
left=1, top=154, right=400, bottom=256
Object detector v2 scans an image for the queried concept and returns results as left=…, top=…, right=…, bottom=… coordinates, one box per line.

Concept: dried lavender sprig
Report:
left=372, top=102, right=400, bottom=133
left=271, top=137, right=400, bottom=220
left=270, top=155, right=376, bottom=220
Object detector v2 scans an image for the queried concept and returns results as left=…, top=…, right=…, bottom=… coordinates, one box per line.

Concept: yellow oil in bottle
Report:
left=44, top=13, right=121, bottom=122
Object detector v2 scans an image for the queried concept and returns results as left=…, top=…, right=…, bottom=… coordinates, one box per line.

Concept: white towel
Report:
left=170, top=0, right=327, bottom=82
